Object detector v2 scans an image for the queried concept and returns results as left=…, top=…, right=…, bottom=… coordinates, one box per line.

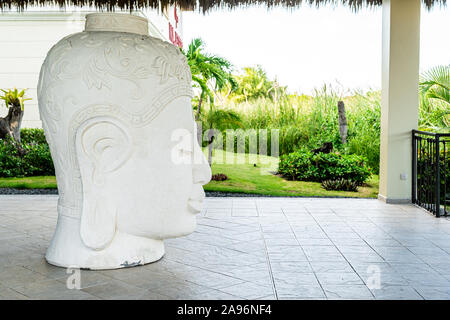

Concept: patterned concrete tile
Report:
left=315, top=272, right=364, bottom=286
left=370, top=286, right=423, bottom=300
left=265, top=238, right=299, bottom=246
left=273, top=272, right=319, bottom=286
left=310, top=261, right=354, bottom=273
left=218, top=282, right=274, bottom=300
left=136, top=290, right=171, bottom=300
left=363, top=272, right=409, bottom=287
left=14, top=278, right=99, bottom=300
left=232, top=209, right=258, bottom=217
left=389, top=263, right=440, bottom=275
left=429, top=263, right=450, bottom=275
left=276, top=284, right=326, bottom=299
left=297, top=238, right=334, bottom=246
left=267, top=247, right=308, bottom=262
left=226, top=266, right=273, bottom=285
left=1, top=195, right=450, bottom=300
left=150, top=281, right=214, bottom=300
left=0, top=266, right=48, bottom=289
left=323, top=285, right=374, bottom=300
left=350, top=262, right=396, bottom=274
left=400, top=273, right=450, bottom=287
left=413, top=286, right=450, bottom=300
left=0, top=285, right=29, bottom=300
left=301, top=245, right=346, bottom=262
left=81, top=279, right=147, bottom=299
left=269, top=261, right=313, bottom=273
left=23, top=259, right=69, bottom=280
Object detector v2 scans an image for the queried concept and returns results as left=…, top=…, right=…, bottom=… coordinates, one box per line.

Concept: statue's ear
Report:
left=75, top=117, right=132, bottom=250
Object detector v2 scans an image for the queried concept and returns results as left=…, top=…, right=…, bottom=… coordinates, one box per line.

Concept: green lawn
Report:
left=205, top=149, right=378, bottom=198
left=0, top=149, right=379, bottom=198
left=0, top=176, right=57, bottom=189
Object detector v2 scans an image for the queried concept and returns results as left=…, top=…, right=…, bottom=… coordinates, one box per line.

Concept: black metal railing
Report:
left=412, top=130, right=450, bottom=217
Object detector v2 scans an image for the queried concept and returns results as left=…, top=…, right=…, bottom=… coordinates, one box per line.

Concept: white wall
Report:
left=0, top=6, right=183, bottom=128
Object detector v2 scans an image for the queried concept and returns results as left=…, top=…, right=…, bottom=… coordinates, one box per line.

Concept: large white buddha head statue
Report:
left=37, top=13, right=211, bottom=269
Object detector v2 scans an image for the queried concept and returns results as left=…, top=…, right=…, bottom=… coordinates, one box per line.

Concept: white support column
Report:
left=379, top=0, right=421, bottom=204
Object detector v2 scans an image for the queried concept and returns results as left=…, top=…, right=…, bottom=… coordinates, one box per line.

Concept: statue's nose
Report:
left=192, top=155, right=212, bottom=185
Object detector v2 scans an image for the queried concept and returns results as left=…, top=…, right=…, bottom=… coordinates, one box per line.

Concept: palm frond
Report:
left=420, top=64, right=450, bottom=105
left=184, top=37, right=237, bottom=107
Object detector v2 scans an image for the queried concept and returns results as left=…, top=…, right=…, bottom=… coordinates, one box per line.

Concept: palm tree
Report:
left=229, top=66, right=274, bottom=103
left=420, top=65, right=450, bottom=104
left=419, top=65, right=450, bottom=130
left=183, top=38, right=237, bottom=120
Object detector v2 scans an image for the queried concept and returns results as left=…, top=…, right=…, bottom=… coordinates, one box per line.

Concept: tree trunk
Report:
left=196, top=120, right=203, bottom=149
left=207, top=129, right=215, bottom=167
left=0, top=103, right=25, bottom=155
left=195, top=93, right=205, bottom=152
left=338, top=101, right=347, bottom=144
left=196, top=94, right=203, bottom=121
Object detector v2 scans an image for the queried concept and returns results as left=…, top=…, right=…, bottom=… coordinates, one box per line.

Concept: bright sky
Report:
left=183, top=4, right=450, bottom=94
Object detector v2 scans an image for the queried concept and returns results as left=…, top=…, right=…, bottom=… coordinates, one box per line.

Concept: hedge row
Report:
left=278, top=150, right=372, bottom=185
left=0, top=129, right=54, bottom=177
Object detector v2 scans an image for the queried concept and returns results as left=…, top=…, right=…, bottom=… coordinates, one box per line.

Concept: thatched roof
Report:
left=0, top=0, right=447, bottom=12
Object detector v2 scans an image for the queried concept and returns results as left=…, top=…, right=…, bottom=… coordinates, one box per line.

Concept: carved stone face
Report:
left=76, top=96, right=211, bottom=243
left=75, top=98, right=211, bottom=250
left=115, top=98, right=210, bottom=240
left=37, top=13, right=211, bottom=268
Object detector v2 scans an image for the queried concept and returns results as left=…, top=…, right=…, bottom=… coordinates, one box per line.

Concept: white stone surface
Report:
left=37, top=13, right=211, bottom=270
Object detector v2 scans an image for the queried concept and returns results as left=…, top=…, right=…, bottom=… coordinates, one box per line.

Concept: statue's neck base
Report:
left=84, top=13, right=149, bottom=36
left=45, top=214, right=164, bottom=270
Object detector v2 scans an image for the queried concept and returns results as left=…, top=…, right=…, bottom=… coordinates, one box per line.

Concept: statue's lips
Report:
left=188, top=184, right=205, bottom=214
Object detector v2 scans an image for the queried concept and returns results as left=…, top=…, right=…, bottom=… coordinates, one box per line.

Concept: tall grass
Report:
left=202, top=84, right=447, bottom=175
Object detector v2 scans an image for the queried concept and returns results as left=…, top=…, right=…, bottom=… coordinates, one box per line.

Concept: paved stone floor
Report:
left=1, top=195, right=450, bottom=300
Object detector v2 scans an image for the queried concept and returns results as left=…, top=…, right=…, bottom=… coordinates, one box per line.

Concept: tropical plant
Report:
left=183, top=38, right=237, bottom=120
left=419, top=65, right=450, bottom=131
left=0, top=88, right=31, bottom=110
left=321, top=179, right=359, bottom=192
left=0, top=88, right=31, bottom=153
left=420, top=65, right=450, bottom=105
left=228, top=66, right=275, bottom=103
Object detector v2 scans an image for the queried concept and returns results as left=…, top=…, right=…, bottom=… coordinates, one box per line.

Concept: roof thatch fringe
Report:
left=0, top=0, right=446, bottom=12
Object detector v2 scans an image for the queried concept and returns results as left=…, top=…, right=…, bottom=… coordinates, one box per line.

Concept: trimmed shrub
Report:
left=278, top=150, right=371, bottom=185
left=321, top=179, right=359, bottom=192
left=0, top=129, right=53, bottom=177
left=0, top=140, right=54, bottom=177
left=22, top=143, right=54, bottom=176
left=21, top=128, right=48, bottom=145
